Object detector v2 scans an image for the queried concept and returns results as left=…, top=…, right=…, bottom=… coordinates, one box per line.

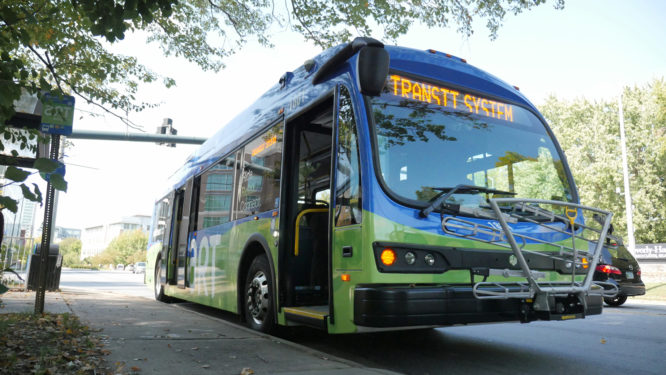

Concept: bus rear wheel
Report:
left=244, top=255, right=275, bottom=333
left=154, top=258, right=169, bottom=302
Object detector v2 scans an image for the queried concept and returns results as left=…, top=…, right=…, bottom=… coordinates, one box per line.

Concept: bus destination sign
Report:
left=387, top=75, right=514, bottom=122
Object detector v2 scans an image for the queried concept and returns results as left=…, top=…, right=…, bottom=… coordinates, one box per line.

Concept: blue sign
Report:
left=40, top=93, right=75, bottom=135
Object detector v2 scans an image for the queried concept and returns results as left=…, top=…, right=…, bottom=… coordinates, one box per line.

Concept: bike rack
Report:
left=441, top=198, right=618, bottom=311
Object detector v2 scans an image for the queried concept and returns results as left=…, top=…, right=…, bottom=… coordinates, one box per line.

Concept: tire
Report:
left=154, top=258, right=169, bottom=302
left=604, top=294, right=628, bottom=306
left=243, top=255, right=276, bottom=333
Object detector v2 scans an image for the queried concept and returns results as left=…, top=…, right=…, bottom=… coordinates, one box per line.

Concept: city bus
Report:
left=145, top=37, right=616, bottom=334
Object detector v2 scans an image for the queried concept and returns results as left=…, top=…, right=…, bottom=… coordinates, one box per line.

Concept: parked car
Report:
left=593, top=241, right=645, bottom=306
left=127, top=264, right=135, bottom=273
left=116, top=264, right=124, bottom=271
left=134, top=262, right=146, bottom=274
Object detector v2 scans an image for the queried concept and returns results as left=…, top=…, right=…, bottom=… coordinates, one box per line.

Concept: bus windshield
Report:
left=370, top=75, right=573, bottom=210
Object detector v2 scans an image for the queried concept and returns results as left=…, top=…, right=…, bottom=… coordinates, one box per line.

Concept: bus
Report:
left=145, top=37, right=616, bottom=334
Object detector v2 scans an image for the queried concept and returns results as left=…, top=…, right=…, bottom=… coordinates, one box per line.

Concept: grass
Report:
left=0, top=312, right=109, bottom=374
left=635, top=283, right=666, bottom=302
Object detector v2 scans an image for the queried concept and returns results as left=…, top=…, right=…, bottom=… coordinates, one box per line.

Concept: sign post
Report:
left=34, top=94, right=74, bottom=314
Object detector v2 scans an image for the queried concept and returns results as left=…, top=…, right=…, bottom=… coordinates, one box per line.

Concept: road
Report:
left=59, top=268, right=153, bottom=299
left=59, top=269, right=666, bottom=375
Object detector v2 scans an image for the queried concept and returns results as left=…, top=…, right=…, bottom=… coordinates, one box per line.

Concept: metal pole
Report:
left=618, top=94, right=636, bottom=254
left=34, top=134, right=60, bottom=314
left=67, top=130, right=206, bottom=145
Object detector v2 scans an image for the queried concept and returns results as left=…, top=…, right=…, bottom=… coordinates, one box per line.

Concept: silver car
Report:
left=134, top=262, right=146, bottom=274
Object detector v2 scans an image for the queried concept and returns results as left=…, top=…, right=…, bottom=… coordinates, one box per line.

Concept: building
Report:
left=0, top=182, right=38, bottom=240
left=1, top=168, right=39, bottom=270
left=80, top=215, right=151, bottom=260
left=53, top=227, right=82, bottom=243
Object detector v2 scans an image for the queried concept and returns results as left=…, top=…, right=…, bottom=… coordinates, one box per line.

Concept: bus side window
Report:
left=235, top=123, right=284, bottom=220
left=197, top=156, right=235, bottom=229
left=151, top=195, right=171, bottom=244
left=335, top=86, right=362, bottom=226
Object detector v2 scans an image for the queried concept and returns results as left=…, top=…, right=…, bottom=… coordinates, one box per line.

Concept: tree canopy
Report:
left=58, top=237, right=82, bottom=267
left=88, top=229, right=147, bottom=266
left=540, top=79, right=666, bottom=244
left=1, top=0, right=563, bottom=124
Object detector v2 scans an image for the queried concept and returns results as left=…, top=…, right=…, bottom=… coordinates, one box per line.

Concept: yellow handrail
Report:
left=294, top=208, right=328, bottom=256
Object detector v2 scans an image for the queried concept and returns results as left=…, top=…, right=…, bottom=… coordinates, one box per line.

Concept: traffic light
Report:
left=156, top=118, right=177, bottom=147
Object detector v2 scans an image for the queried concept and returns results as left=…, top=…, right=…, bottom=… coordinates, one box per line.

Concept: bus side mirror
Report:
left=357, top=46, right=390, bottom=97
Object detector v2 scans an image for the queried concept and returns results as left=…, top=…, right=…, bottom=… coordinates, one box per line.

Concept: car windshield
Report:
left=370, top=75, right=573, bottom=210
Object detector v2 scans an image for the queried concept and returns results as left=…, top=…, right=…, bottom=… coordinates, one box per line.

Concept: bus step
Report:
left=284, top=306, right=329, bottom=330
left=294, top=285, right=327, bottom=305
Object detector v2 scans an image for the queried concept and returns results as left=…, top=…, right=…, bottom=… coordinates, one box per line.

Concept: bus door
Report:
left=171, top=179, right=194, bottom=288
left=280, top=97, right=334, bottom=326
left=330, top=85, right=363, bottom=329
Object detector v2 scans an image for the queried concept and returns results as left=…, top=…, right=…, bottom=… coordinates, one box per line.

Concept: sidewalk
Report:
left=0, top=289, right=71, bottom=314
left=2, top=289, right=400, bottom=375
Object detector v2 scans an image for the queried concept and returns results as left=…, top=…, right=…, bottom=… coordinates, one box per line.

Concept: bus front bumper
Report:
left=354, top=285, right=603, bottom=328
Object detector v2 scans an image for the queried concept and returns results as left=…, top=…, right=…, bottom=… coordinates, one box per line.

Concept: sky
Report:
left=38, top=0, right=664, bottom=231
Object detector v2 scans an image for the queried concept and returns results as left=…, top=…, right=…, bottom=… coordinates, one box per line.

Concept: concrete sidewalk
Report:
left=2, top=289, right=400, bottom=375
left=0, top=289, right=72, bottom=314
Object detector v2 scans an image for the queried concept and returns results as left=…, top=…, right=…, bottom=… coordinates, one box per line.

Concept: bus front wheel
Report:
left=244, top=255, right=275, bottom=333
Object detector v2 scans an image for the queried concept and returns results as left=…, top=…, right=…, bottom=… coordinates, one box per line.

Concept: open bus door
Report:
left=280, top=95, right=334, bottom=329
left=168, top=179, right=194, bottom=288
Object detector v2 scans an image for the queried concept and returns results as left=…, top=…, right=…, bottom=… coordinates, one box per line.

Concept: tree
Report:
left=58, top=237, right=82, bottom=267
left=540, top=79, right=666, bottom=244
left=90, top=229, right=147, bottom=266
left=1, top=0, right=563, bottom=211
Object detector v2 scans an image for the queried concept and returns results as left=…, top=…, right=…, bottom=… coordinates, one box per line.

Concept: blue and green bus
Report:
left=146, top=37, right=615, bottom=334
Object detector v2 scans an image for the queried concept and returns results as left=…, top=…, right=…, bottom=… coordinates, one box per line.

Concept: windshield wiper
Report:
left=419, top=184, right=515, bottom=218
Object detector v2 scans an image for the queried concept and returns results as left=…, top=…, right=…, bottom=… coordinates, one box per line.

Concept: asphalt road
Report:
left=59, top=269, right=666, bottom=375
left=59, top=268, right=153, bottom=299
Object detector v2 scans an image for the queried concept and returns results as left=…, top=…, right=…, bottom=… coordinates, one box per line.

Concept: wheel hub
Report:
left=246, top=271, right=269, bottom=325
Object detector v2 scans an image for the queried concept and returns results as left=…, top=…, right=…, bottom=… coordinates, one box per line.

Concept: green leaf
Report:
left=32, top=183, right=43, bottom=203
left=19, top=183, right=41, bottom=203
left=0, top=196, right=18, bottom=213
left=50, top=173, right=68, bottom=192
left=0, top=283, right=8, bottom=294
left=4, top=166, right=30, bottom=182
left=34, top=158, right=59, bottom=173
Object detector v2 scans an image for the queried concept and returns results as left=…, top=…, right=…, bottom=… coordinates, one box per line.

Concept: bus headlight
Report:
left=405, top=252, right=416, bottom=265
left=424, top=253, right=435, bottom=266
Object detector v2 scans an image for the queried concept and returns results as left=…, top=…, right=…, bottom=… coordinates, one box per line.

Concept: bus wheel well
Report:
left=237, top=240, right=272, bottom=322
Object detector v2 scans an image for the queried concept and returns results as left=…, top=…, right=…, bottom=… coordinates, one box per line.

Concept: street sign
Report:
left=40, top=93, right=75, bottom=135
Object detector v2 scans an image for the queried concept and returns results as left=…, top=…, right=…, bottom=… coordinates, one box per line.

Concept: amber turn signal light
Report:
left=380, top=249, right=396, bottom=266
